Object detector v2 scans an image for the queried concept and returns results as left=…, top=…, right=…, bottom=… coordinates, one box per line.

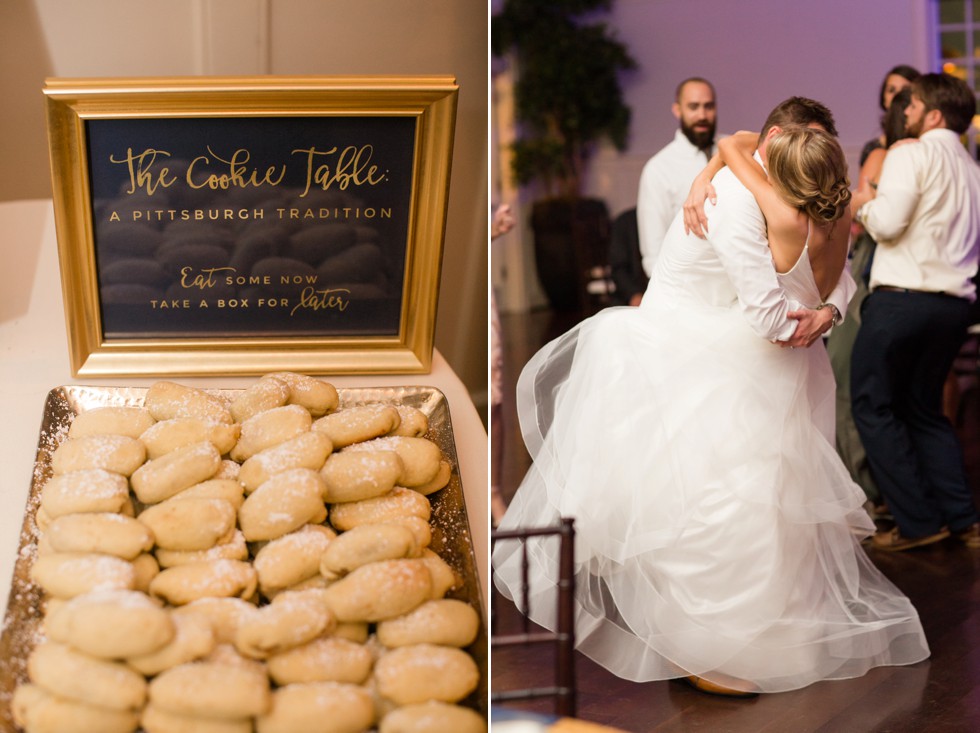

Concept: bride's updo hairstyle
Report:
left=766, top=127, right=852, bottom=224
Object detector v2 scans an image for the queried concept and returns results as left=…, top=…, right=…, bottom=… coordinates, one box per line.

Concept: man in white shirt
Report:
left=636, top=77, right=718, bottom=276
left=850, top=72, right=980, bottom=552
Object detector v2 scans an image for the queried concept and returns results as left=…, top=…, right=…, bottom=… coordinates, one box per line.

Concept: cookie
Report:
left=172, top=478, right=246, bottom=510
left=44, top=589, right=175, bottom=658
left=68, top=406, right=156, bottom=440
left=238, top=468, right=328, bottom=542
left=231, top=404, right=312, bottom=463
left=319, top=450, right=404, bottom=503
left=344, top=436, right=441, bottom=488
left=376, top=599, right=480, bottom=648
left=379, top=701, right=486, bottom=733
left=239, top=431, right=333, bottom=494
left=140, top=418, right=240, bottom=459
left=319, top=523, right=419, bottom=580
left=40, top=470, right=131, bottom=519
left=147, top=661, right=271, bottom=719
left=144, top=381, right=233, bottom=425
left=229, top=377, right=290, bottom=423
left=27, top=640, right=147, bottom=711
left=148, top=559, right=258, bottom=606
left=265, top=636, right=373, bottom=686
left=155, top=530, right=249, bottom=568
left=312, top=404, right=400, bottom=448
left=51, top=434, right=146, bottom=477
left=12, top=683, right=140, bottom=733
left=328, top=487, right=431, bottom=532
left=255, top=681, right=374, bottom=733
left=234, top=589, right=336, bottom=659
left=321, top=558, right=432, bottom=623
left=253, top=524, right=336, bottom=597
left=30, top=553, right=136, bottom=600
left=263, top=372, right=339, bottom=417
left=44, top=513, right=154, bottom=560
left=131, top=441, right=222, bottom=504
left=373, top=644, right=479, bottom=705
left=138, top=498, right=237, bottom=552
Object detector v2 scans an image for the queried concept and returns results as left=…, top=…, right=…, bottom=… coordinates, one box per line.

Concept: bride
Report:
left=492, top=114, right=929, bottom=696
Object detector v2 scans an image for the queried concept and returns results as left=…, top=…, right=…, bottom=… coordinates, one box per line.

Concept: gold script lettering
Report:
left=180, top=266, right=236, bottom=290
left=109, top=148, right=176, bottom=196
left=294, top=145, right=386, bottom=198
left=186, top=147, right=287, bottom=190
left=290, top=286, right=351, bottom=315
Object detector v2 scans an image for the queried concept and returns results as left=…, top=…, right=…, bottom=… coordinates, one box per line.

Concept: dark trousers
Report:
left=851, top=290, right=977, bottom=537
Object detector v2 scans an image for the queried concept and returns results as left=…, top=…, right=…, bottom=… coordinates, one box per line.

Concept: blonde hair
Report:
left=766, top=127, right=851, bottom=223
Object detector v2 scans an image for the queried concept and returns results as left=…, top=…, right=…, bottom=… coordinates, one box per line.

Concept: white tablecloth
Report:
left=0, top=198, right=488, bottom=615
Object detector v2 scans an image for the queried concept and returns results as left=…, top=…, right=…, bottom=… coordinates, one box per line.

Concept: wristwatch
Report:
left=817, top=302, right=843, bottom=327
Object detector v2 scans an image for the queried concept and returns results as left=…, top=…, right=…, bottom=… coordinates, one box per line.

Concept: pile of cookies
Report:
left=11, top=374, right=484, bottom=733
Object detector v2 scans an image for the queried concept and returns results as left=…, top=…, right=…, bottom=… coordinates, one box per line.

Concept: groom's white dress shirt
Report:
left=650, top=159, right=853, bottom=342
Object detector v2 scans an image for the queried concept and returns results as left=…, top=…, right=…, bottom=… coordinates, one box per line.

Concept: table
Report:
left=0, top=198, right=488, bottom=615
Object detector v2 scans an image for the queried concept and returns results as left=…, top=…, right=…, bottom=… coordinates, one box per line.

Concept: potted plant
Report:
left=492, top=0, right=636, bottom=312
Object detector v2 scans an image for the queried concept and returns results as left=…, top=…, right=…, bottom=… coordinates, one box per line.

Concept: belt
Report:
left=875, top=285, right=958, bottom=297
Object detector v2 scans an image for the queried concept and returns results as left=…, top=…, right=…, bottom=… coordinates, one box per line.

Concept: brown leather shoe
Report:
left=956, top=523, right=980, bottom=548
left=871, top=526, right=949, bottom=551
left=681, top=675, right=760, bottom=698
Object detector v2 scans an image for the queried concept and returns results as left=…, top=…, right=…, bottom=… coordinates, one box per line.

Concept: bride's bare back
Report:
left=717, top=130, right=851, bottom=300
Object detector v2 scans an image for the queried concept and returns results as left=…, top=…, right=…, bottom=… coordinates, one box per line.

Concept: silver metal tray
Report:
left=0, top=384, right=487, bottom=731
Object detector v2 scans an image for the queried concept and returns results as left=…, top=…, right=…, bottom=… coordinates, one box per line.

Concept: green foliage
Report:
left=493, top=0, right=636, bottom=198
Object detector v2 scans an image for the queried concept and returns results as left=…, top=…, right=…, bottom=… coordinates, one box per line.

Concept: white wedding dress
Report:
left=493, top=227, right=930, bottom=693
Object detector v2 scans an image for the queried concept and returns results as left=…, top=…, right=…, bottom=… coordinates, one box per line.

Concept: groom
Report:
left=675, top=96, right=851, bottom=345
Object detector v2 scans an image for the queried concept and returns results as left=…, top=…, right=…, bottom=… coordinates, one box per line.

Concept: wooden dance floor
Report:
left=493, top=307, right=980, bottom=733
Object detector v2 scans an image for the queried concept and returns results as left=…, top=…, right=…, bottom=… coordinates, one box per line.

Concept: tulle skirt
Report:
left=492, top=295, right=929, bottom=693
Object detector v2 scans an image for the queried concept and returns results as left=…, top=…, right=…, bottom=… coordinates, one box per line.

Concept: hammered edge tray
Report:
left=0, top=384, right=488, bottom=731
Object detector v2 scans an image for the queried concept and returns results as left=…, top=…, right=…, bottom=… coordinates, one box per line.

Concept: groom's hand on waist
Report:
left=779, top=307, right=834, bottom=348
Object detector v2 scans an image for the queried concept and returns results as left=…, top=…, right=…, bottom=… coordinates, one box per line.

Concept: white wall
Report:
left=0, top=0, right=488, bottom=406
left=492, top=0, right=933, bottom=312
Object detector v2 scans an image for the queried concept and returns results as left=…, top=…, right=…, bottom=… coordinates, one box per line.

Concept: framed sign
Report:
left=43, top=76, right=458, bottom=377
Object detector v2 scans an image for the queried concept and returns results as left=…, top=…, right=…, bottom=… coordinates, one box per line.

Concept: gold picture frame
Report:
left=44, top=76, right=458, bottom=377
